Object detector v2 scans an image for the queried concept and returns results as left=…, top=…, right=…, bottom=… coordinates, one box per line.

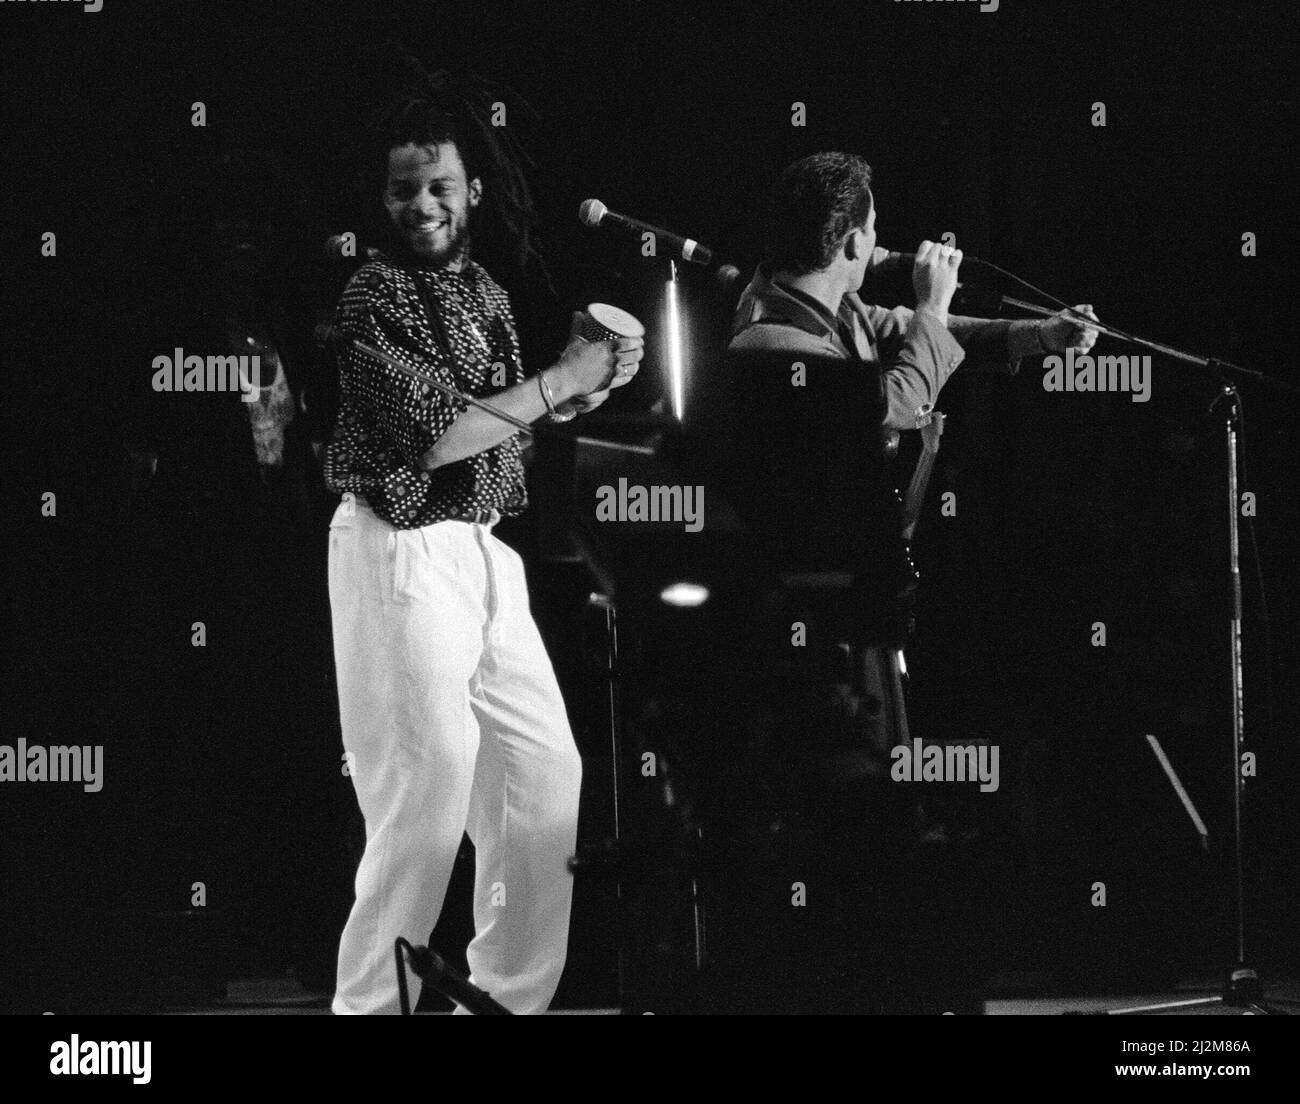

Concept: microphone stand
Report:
left=1004, top=295, right=1298, bottom=1015
left=1001, top=296, right=1298, bottom=393
left=394, top=939, right=511, bottom=1015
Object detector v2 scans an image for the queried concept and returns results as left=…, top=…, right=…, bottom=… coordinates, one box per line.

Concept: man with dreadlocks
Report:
left=323, top=66, right=644, bottom=1015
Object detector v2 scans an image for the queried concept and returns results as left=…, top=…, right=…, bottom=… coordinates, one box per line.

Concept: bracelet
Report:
left=537, top=371, right=557, bottom=415
left=538, top=371, right=577, bottom=422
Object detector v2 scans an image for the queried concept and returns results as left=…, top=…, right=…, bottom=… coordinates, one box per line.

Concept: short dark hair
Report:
left=766, top=152, right=874, bottom=275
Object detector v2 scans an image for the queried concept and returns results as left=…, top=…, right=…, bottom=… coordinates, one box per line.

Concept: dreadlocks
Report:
left=361, top=48, right=545, bottom=279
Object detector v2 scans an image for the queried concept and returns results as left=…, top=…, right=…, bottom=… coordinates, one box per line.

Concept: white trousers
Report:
left=327, top=499, right=583, bottom=1014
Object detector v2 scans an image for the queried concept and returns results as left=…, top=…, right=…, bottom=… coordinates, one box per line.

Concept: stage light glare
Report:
left=659, top=581, right=710, bottom=608
left=665, top=265, right=685, bottom=421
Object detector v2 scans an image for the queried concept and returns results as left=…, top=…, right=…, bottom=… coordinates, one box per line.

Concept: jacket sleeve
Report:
left=862, top=304, right=966, bottom=430
left=332, top=266, right=466, bottom=470
left=945, top=313, right=1045, bottom=374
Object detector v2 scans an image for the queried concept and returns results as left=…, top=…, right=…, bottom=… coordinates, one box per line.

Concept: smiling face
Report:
left=383, top=141, right=481, bottom=268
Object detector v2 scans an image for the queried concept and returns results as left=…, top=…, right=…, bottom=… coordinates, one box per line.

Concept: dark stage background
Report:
left=2, top=0, right=1297, bottom=1012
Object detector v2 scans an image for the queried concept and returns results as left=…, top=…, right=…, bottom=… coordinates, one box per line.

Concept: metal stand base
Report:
left=1080, top=966, right=1300, bottom=1016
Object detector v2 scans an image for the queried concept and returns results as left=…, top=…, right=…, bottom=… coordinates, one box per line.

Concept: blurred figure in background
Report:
left=121, top=143, right=350, bottom=991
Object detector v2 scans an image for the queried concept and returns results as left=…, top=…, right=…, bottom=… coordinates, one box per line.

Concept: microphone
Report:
left=322, top=233, right=351, bottom=256
left=865, top=247, right=915, bottom=272
left=866, top=246, right=984, bottom=272
left=322, top=233, right=381, bottom=261
left=395, top=941, right=512, bottom=1015
left=422, top=950, right=512, bottom=1015
left=579, top=199, right=714, bottom=266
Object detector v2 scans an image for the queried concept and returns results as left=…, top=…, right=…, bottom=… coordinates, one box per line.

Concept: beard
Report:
left=398, top=218, right=472, bottom=270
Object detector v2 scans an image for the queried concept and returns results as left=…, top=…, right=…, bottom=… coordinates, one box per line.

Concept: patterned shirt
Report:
left=323, top=253, right=527, bottom=528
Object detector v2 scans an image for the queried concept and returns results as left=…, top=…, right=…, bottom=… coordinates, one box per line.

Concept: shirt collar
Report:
left=734, top=263, right=858, bottom=347
left=376, top=247, right=478, bottom=283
